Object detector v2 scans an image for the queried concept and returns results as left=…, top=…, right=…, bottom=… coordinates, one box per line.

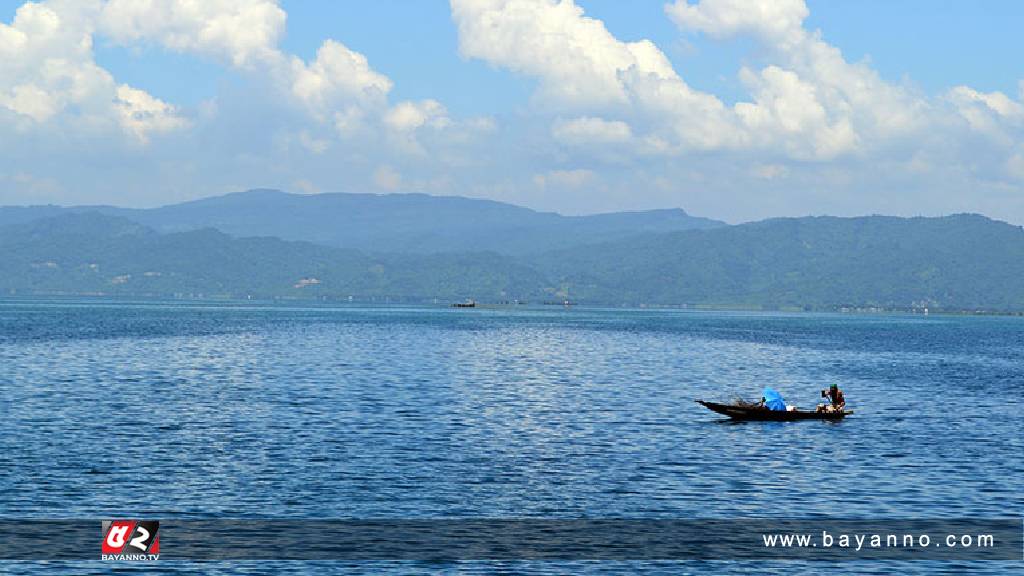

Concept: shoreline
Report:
left=2, top=293, right=1023, bottom=318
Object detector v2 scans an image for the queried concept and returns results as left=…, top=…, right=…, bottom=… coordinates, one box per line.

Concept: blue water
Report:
left=1, top=300, right=1022, bottom=574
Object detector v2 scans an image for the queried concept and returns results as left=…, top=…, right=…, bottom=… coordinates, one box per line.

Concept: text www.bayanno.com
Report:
left=763, top=531, right=996, bottom=552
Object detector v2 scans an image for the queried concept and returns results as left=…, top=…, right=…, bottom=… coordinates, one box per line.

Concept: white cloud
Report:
left=0, top=0, right=1021, bottom=224
left=451, top=0, right=949, bottom=162
left=381, top=99, right=499, bottom=160
left=0, top=1, right=188, bottom=142
left=666, top=0, right=809, bottom=43
left=99, top=0, right=484, bottom=157
left=289, top=39, right=393, bottom=118
left=296, top=131, right=330, bottom=154
left=444, top=0, right=1024, bottom=218
left=450, top=0, right=893, bottom=159
left=667, top=0, right=930, bottom=157
left=101, top=1, right=398, bottom=128
left=947, top=85, right=1024, bottom=145
left=1, top=83, right=58, bottom=123
left=1, top=0, right=483, bottom=159
left=380, top=99, right=453, bottom=155
left=451, top=0, right=741, bottom=152
left=735, top=65, right=857, bottom=160
left=948, top=86, right=1024, bottom=120
left=552, top=117, right=633, bottom=145
left=332, top=106, right=367, bottom=136
left=99, top=0, right=286, bottom=68
left=274, top=130, right=331, bottom=155
left=115, top=84, right=189, bottom=143
left=452, top=0, right=675, bottom=108
left=384, top=100, right=450, bottom=132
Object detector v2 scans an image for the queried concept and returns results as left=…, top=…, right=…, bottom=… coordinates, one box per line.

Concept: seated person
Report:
left=760, top=387, right=787, bottom=411
left=817, top=384, right=845, bottom=412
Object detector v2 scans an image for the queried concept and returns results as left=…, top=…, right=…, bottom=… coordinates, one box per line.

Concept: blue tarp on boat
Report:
left=762, top=387, right=787, bottom=411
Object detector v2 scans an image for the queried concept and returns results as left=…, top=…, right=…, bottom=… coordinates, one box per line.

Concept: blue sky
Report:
left=75, top=1, right=1024, bottom=114
left=1, top=0, right=1023, bottom=223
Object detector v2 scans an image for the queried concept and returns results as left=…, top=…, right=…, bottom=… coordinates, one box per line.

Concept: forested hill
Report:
left=0, top=189, right=724, bottom=255
left=0, top=213, right=550, bottom=301
left=532, top=213, right=1024, bottom=309
left=3, top=211, right=1024, bottom=311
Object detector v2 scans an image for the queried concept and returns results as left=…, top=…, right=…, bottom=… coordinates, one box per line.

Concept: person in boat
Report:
left=759, top=387, right=787, bottom=411
left=817, top=384, right=845, bottom=412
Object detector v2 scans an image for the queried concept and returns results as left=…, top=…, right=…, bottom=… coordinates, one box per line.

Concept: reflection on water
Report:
left=1, top=301, right=1021, bottom=574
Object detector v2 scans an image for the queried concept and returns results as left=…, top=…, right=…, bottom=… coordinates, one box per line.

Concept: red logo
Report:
left=101, top=520, right=159, bottom=560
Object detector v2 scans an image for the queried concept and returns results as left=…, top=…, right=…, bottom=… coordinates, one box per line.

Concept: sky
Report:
left=1, top=0, right=1022, bottom=224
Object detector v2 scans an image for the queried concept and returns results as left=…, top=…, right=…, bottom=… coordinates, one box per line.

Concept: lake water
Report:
left=1, top=300, right=1021, bottom=574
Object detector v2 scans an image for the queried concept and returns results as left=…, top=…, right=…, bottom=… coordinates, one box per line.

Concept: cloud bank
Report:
left=0, top=0, right=1022, bottom=223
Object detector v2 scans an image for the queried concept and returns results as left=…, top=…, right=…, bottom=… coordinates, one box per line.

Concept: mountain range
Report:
left=3, top=189, right=1024, bottom=311
left=0, top=189, right=724, bottom=255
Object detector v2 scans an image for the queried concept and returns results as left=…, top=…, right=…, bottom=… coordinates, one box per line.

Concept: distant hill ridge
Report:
left=0, top=189, right=725, bottom=255
left=0, top=212, right=548, bottom=301
left=2, top=206, right=1024, bottom=310
left=533, top=212, right=1024, bottom=309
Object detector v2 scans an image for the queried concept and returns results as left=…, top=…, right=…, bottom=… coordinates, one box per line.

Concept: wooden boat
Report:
left=696, top=400, right=852, bottom=421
